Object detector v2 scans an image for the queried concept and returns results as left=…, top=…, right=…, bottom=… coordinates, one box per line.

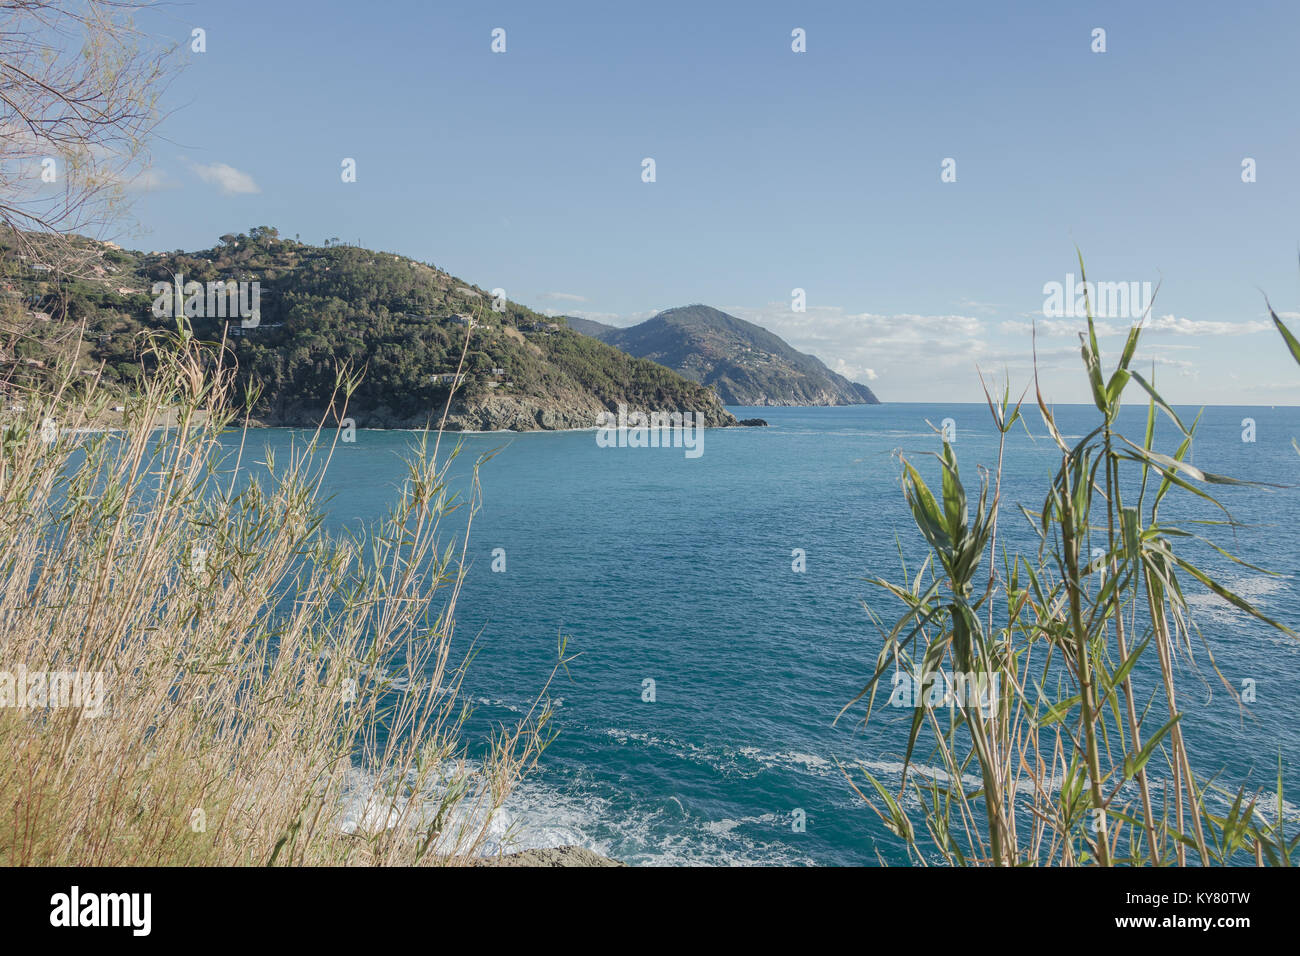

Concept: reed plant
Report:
left=843, top=259, right=1299, bottom=866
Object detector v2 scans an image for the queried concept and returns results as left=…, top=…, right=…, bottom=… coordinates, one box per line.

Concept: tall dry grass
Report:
left=0, top=322, right=556, bottom=865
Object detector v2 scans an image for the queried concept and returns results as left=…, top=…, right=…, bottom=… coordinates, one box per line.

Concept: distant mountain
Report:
left=567, top=304, right=879, bottom=406
left=562, top=316, right=619, bottom=339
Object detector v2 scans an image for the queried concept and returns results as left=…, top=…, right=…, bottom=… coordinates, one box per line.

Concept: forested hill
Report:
left=0, top=228, right=736, bottom=430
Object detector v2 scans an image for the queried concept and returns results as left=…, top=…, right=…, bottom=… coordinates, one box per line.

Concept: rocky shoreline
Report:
left=256, top=393, right=742, bottom=432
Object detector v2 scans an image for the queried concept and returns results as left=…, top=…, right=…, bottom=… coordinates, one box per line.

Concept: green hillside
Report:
left=0, top=229, right=737, bottom=430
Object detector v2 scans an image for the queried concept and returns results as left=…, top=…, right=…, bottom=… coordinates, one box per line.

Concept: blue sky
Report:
left=125, top=0, right=1300, bottom=403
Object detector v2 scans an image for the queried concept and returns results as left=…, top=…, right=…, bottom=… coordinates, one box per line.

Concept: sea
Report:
left=237, top=403, right=1300, bottom=865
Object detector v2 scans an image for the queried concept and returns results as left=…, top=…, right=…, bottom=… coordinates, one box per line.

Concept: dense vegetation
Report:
left=0, top=228, right=734, bottom=427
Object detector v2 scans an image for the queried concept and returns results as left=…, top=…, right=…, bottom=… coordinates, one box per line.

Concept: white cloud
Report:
left=956, top=298, right=1003, bottom=316
left=1001, top=314, right=1271, bottom=337
left=539, top=291, right=587, bottom=303
left=1135, top=353, right=1198, bottom=377
left=728, top=303, right=988, bottom=388
left=190, top=162, right=260, bottom=196
left=1241, top=380, right=1300, bottom=393
left=1146, top=314, right=1271, bottom=335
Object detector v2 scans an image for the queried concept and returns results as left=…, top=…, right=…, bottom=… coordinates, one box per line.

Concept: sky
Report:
left=115, top=0, right=1300, bottom=404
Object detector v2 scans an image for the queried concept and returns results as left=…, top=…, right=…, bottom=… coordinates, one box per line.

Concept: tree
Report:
left=0, top=1, right=177, bottom=248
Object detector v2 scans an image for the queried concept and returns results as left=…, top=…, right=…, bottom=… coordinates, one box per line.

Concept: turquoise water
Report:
left=244, top=403, right=1300, bottom=864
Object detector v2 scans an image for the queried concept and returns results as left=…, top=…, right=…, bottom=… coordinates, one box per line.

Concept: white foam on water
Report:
left=337, top=762, right=522, bottom=855
left=336, top=760, right=619, bottom=859
left=1184, top=572, right=1289, bottom=625
left=336, top=729, right=1295, bottom=865
left=336, top=757, right=824, bottom=865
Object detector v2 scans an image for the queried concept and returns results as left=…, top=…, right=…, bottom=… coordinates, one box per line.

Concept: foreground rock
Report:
left=471, top=846, right=623, bottom=867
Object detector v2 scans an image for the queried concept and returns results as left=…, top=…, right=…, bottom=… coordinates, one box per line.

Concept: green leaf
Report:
left=1124, top=714, right=1179, bottom=781
left=857, top=766, right=915, bottom=842
left=1118, top=321, right=1143, bottom=371
left=939, top=443, right=969, bottom=547
left=1105, top=367, right=1131, bottom=408
left=1080, top=334, right=1109, bottom=414
left=1267, top=299, right=1300, bottom=366
left=902, top=458, right=951, bottom=556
